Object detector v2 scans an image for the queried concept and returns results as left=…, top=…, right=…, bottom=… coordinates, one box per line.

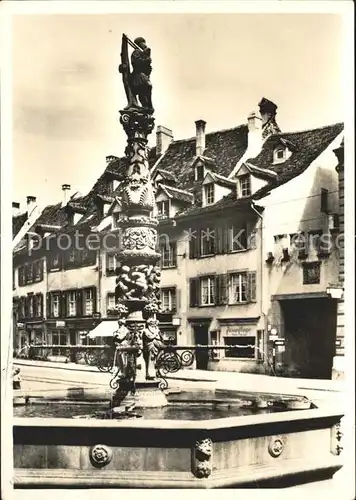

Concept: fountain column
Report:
left=110, top=35, right=167, bottom=408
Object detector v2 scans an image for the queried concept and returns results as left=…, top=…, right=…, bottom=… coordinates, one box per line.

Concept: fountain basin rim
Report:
left=13, top=407, right=343, bottom=431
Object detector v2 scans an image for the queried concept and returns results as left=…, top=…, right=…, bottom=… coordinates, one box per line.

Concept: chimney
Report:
left=26, top=196, right=37, bottom=214
left=195, top=119, right=206, bottom=157
left=247, top=112, right=263, bottom=157
left=156, top=126, right=173, bottom=156
left=258, top=97, right=281, bottom=140
left=62, top=184, right=71, bottom=207
left=12, top=201, right=20, bottom=217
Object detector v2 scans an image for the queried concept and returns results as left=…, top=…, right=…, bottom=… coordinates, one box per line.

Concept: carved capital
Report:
left=120, top=109, right=155, bottom=139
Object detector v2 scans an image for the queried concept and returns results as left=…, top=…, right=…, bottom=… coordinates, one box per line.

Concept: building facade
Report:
left=12, top=97, right=344, bottom=377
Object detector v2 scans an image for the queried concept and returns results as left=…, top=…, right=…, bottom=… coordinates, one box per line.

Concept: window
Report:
left=224, top=336, right=256, bottom=358
left=196, top=164, right=204, bottom=181
left=27, top=295, right=34, bottom=317
left=231, top=225, right=248, bottom=251
left=239, top=174, right=251, bottom=197
left=48, top=253, right=61, bottom=271
left=204, top=184, right=214, bottom=205
left=230, top=273, right=248, bottom=303
left=161, top=288, right=177, bottom=312
left=68, top=291, right=77, bottom=317
left=200, top=277, right=216, bottom=306
left=200, top=229, right=215, bottom=256
left=157, top=200, right=169, bottom=217
left=106, top=253, right=119, bottom=274
left=107, top=293, right=116, bottom=312
left=51, top=293, right=60, bottom=318
left=303, top=262, right=321, bottom=284
left=84, top=289, right=94, bottom=316
left=291, top=232, right=309, bottom=258
left=26, top=264, right=33, bottom=283
left=51, top=331, right=68, bottom=355
left=34, top=260, right=42, bottom=281
left=18, top=267, right=25, bottom=286
left=35, top=294, right=43, bottom=317
left=160, top=242, right=177, bottom=268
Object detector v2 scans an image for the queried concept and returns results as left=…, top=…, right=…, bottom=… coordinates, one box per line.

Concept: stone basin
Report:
left=13, top=388, right=343, bottom=488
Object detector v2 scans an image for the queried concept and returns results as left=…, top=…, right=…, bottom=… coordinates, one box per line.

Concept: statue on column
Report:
left=119, top=34, right=153, bottom=112
left=142, top=317, right=164, bottom=380
left=113, top=318, right=130, bottom=378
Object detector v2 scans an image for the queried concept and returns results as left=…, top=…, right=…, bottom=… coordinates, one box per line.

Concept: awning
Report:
left=88, top=321, right=117, bottom=339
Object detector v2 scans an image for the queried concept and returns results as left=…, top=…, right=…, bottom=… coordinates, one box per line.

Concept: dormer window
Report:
left=273, top=147, right=287, bottom=163
left=204, top=184, right=215, bottom=205
left=157, top=200, right=169, bottom=217
left=196, top=164, right=204, bottom=181
left=238, top=174, right=251, bottom=197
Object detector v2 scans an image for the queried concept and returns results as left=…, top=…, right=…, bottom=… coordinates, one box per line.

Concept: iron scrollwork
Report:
left=155, top=348, right=195, bottom=389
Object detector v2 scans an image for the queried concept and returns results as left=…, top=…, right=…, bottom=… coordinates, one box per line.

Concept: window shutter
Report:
left=189, top=278, right=200, bottom=307
left=61, top=292, right=67, bottom=318
left=171, top=242, right=177, bottom=266
left=76, top=290, right=83, bottom=317
left=247, top=222, right=257, bottom=250
left=24, top=296, right=29, bottom=318
left=216, top=274, right=228, bottom=305
left=46, top=293, right=51, bottom=319
left=39, top=260, right=44, bottom=281
left=39, top=294, right=43, bottom=317
left=171, top=288, right=177, bottom=312
left=248, top=272, right=257, bottom=302
left=215, top=226, right=223, bottom=254
left=92, top=286, right=97, bottom=313
left=189, top=231, right=200, bottom=259
left=176, top=288, right=181, bottom=313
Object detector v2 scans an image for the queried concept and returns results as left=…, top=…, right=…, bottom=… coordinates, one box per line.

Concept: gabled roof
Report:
left=204, top=171, right=236, bottom=188
left=154, top=168, right=177, bottom=182
left=12, top=212, right=28, bottom=238
left=157, top=184, right=194, bottom=204
left=250, top=123, right=344, bottom=199
left=155, top=125, right=248, bottom=201
left=239, top=161, right=278, bottom=181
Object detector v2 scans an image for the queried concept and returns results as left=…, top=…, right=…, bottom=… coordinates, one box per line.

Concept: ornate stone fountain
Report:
left=109, top=34, right=167, bottom=409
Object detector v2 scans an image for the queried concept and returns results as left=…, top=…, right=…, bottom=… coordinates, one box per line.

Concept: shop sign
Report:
left=226, top=327, right=252, bottom=337
left=269, top=334, right=278, bottom=341
left=17, top=323, right=24, bottom=328
left=274, top=339, right=285, bottom=346
left=56, top=321, right=66, bottom=328
left=277, top=345, right=285, bottom=353
left=172, top=317, right=180, bottom=326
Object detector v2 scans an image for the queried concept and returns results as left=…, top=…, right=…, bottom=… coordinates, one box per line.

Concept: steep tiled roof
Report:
left=154, top=168, right=176, bottom=182
left=175, top=192, right=251, bottom=219
left=159, top=185, right=194, bottom=204
left=251, top=123, right=344, bottom=199
left=207, top=172, right=236, bottom=187
left=12, top=213, right=28, bottom=238
left=156, top=125, right=248, bottom=199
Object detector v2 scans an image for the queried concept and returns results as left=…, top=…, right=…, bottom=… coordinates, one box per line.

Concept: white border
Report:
left=1, top=2, right=354, bottom=500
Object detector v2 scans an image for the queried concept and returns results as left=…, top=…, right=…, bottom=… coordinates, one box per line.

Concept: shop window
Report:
left=161, top=287, right=177, bottom=312
left=160, top=241, right=177, bottom=268
left=84, top=288, right=94, bottom=316
left=51, top=331, right=68, bottom=355
left=303, top=262, right=321, bottom=284
left=224, top=336, right=256, bottom=358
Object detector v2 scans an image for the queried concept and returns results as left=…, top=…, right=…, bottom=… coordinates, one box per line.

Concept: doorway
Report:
left=282, top=298, right=336, bottom=379
left=194, top=324, right=209, bottom=370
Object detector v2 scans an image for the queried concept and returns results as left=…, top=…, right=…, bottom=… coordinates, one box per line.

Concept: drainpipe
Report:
left=250, top=201, right=268, bottom=367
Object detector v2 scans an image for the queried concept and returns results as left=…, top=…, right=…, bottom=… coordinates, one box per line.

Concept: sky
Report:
left=11, top=12, right=345, bottom=210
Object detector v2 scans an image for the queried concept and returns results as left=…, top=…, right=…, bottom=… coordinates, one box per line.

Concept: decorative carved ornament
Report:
left=268, top=436, right=285, bottom=458
left=123, top=227, right=157, bottom=251
left=192, top=438, right=213, bottom=478
left=89, top=444, right=113, bottom=468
